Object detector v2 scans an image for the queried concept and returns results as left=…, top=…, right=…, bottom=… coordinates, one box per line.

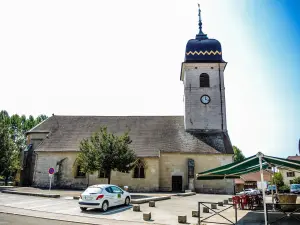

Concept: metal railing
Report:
left=198, top=202, right=237, bottom=225
left=266, top=203, right=300, bottom=224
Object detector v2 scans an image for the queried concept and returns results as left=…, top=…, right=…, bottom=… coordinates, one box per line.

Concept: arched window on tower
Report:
left=199, top=73, right=210, bottom=87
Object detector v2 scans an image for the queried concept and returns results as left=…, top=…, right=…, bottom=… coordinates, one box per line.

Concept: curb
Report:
left=1, top=190, right=60, bottom=198
left=131, top=196, right=171, bottom=204
left=0, top=186, right=15, bottom=191
left=176, top=192, right=196, bottom=197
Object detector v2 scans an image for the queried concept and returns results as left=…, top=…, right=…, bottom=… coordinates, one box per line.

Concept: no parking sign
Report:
left=48, top=167, right=54, bottom=192
left=48, top=167, right=55, bottom=175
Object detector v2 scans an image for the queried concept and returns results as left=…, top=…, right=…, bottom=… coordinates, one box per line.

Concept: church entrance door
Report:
left=172, top=176, right=182, bottom=192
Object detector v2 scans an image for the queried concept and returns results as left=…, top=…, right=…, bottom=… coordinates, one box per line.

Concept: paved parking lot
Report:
left=0, top=192, right=251, bottom=224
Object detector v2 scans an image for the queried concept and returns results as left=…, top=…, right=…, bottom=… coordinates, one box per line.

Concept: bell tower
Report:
left=181, top=4, right=227, bottom=133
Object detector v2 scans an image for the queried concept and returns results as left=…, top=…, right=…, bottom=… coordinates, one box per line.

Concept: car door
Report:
left=105, top=187, right=117, bottom=207
left=111, top=186, right=125, bottom=205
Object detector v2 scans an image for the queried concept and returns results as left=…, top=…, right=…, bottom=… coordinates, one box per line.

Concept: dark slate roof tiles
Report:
left=28, top=116, right=233, bottom=156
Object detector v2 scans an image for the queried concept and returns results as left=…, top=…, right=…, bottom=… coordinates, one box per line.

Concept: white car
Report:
left=238, top=189, right=261, bottom=195
left=78, top=184, right=131, bottom=212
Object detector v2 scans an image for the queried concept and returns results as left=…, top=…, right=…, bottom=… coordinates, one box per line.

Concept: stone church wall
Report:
left=33, top=151, right=159, bottom=192
left=159, top=153, right=234, bottom=194
left=33, top=151, right=233, bottom=193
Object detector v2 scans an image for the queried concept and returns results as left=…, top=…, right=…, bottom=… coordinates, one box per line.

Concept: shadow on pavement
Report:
left=238, top=211, right=300, bottom=225
left=81, top=205, right=133, bottom=215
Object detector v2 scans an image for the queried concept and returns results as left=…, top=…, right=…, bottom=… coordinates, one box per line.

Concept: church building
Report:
left=20, top=6, right=234, bottom=194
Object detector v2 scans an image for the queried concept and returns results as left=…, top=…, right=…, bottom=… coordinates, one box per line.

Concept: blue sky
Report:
left=227, top=0, right=300, bottom=157
left=0, top=0, right=299, bottom=158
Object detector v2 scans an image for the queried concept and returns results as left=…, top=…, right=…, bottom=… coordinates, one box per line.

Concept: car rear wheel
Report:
left=125, top=197, right=130, bottom=206
left=102, top=201, right=109, bottom=212
left=80, top=207, right=87, bottom=211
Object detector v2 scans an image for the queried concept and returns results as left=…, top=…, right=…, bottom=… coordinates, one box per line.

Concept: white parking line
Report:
left=101, top=206, right=132, bottom=215
left=52, top=207, right=79, bottom=214
left=0, top=194, right=20, bottom=199
left=0, top=194, right=36, bottom=200
left=26, top=200, right=66, bottom=209
left=4, top=199, right=45, bottom=206
left=0, top=195, right=22, bottom=203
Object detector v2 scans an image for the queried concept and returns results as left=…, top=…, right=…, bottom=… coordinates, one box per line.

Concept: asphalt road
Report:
left=0, top=192, right=238, bottom=224
left=0, top=213, right=91, bottom=225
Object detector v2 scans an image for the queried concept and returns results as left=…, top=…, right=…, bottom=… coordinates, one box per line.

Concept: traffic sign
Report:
left=48, top=168, right=54, bottom=192
left=48, top=167, right=55, bottom=175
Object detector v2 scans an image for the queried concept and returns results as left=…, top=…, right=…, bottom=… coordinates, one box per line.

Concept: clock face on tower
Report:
left=200, top=95, right=210, bottom=104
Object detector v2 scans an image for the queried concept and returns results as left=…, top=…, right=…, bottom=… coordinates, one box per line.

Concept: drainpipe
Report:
left=218, top=63, right=224, bottom=130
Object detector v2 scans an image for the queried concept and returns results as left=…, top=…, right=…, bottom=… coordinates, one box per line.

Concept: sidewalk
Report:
left=1, top=186, right=181, bottom=198
left=1, top=187, right=82, bottom=198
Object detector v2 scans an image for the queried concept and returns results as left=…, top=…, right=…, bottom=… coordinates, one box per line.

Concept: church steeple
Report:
left=196, top=4, right=208, bottom=40
left=181, top=4, right=228, bottom=133
left=184, top=4, right=223, bottom=63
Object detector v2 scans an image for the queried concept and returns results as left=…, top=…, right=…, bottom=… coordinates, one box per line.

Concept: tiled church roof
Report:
left=28, top=115, right=233, bottom=157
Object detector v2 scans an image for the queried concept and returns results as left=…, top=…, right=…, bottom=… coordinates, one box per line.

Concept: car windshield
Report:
left=84, top=187, right=103, bottom=194
left=291, top=184, right=300, bottom=189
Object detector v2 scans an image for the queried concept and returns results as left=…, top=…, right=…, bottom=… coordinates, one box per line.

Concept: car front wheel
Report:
left=125, top=197, right=130, bottom=206
left=102, top=201, right=109, bottom=212
left=80, top=207, right=87, bottom=211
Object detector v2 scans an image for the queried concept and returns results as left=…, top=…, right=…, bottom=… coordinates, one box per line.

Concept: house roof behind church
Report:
left=28, top=116, right=233, bottom=157
left=287, top=156, right=300, bottom=161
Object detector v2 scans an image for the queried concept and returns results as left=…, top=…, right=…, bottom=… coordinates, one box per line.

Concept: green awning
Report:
left=196, top=153, right=300, bottom=180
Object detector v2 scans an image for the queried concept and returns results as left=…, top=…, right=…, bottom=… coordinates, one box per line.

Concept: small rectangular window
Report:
left=200, top=73, right=210, bottom=87
left=98, top=169, right=108, bottom=178
left=287, top=172, right=295, bottom=177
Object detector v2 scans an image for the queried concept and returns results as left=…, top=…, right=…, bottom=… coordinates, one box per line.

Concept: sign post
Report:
left=187, top=159, right=195, bottom=191
left=48, top=167, right=55, bottom=192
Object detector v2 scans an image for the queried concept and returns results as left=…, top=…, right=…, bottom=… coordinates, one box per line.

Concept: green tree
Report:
left=0, top=112, right=48, bottom=151
left=0, top=122, right=20, bottom=185
left=10, top=114, right=21, bottom=130
left=233, top=146, right=245, bottom=162
left=291, top=177, right=300, bottom=184
left=25, top=115, right=36, bottom=131
left=272, top=172, right=284, bottom=187
left=35, top=115, right=48, bottom=125
left=76, top=127, right=137, bottom=184
left=0, top=111, right=48, bottom=184
left=0, top=110, right=10, bottom=125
